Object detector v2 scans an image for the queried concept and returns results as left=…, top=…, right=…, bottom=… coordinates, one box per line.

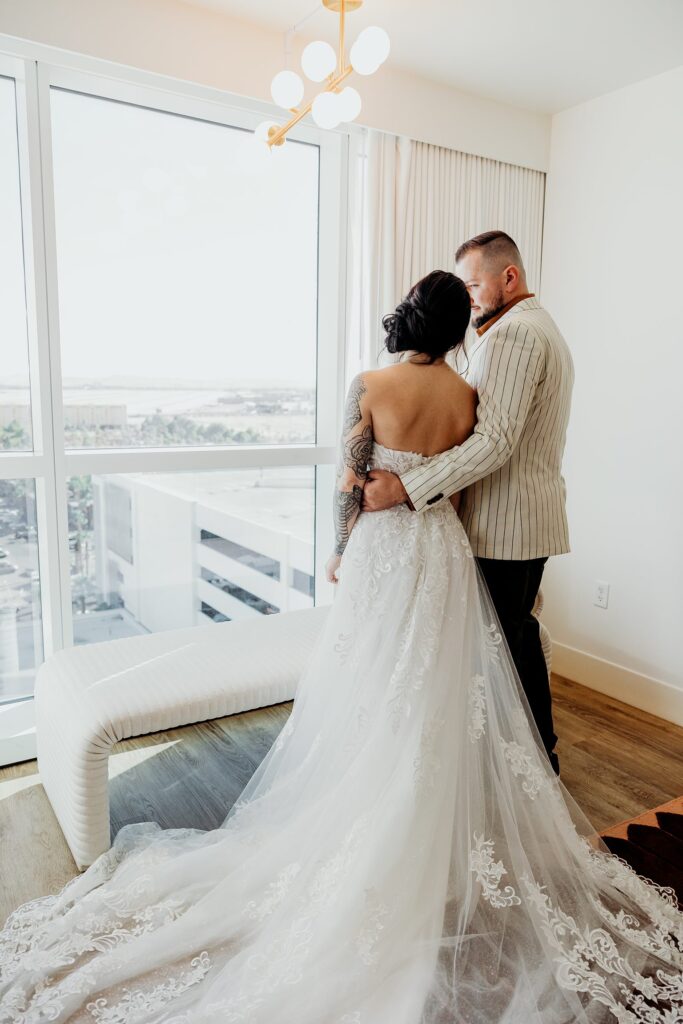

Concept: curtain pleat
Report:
left=345, top=130, right=546, bottom=381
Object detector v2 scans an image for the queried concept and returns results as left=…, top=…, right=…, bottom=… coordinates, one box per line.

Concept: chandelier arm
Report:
left=339, top=0, right=346, bottom=74
left=267, top=65, right=353, bottom=147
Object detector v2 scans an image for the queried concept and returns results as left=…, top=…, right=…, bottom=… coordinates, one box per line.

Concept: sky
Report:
left=1, top=76, right=28, bottom=386
left=1, top=81, right=320, bottom=389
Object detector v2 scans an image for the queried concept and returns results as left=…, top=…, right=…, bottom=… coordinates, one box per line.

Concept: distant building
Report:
left=85, top=468, right=315, bottom=640
left=64, top=405, right=128, bottom=428
left=0, top=406, right=30, bottom=430
left=0, top=404, right=128, bottom=429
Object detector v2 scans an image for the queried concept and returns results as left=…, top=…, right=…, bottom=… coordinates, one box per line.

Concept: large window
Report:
left=50, top=89, right=319, bottom=449
left=0, top=66, right=45, bottom=722
left=0, top=74, right=32, bottom=453
left=0, top=50, right=344, bottom=765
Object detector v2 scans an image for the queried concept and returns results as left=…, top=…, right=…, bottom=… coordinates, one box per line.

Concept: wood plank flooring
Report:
left=1, top=674, right=682, bottom=926
left=551, top=674, right=683, bottom=826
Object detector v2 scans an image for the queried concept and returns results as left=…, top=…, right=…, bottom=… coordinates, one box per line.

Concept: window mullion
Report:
left=29, top=61, right=73, bottom=652
left=62, top=446, right=336, bottom=477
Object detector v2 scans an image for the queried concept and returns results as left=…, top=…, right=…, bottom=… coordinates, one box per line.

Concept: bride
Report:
left=1, top=272, right=682, bottom=1024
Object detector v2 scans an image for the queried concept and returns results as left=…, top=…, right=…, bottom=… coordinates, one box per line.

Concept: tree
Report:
left=0, top=420, right=30, bottom=451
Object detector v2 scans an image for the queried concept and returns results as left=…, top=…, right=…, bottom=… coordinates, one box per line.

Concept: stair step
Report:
left=601, top=835, right=683, bottom=904
left=626, top=822, right=683, bottom=869
left=655, top=811, right=683, bottom=842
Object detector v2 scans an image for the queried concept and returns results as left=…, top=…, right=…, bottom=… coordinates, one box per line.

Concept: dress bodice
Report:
left=369, top=442, right=445, bottom=475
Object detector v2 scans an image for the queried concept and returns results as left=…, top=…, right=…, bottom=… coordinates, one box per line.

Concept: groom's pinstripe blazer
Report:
left=400, top=297, right=574, bottom=561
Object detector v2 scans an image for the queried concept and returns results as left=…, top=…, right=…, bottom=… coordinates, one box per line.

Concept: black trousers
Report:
left=476, top=556, right=560, bottom=776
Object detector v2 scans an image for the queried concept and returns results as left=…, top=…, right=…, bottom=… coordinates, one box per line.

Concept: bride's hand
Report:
left=325, top=553, right=342, bottom=584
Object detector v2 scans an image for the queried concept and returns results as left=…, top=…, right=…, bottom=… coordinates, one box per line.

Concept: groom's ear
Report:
left=503, top=264, right=520, bottom=291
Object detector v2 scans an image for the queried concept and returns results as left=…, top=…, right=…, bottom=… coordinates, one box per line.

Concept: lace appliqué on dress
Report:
left=243, top=863, right=302, bottom=922
left=0, top=874, right=186, bottom=1009
left=1, top=960, right=104, bottom=1023
left=498, top=737, right=550, bottom=799
left=87, top=952, right=211, bottom=1023
left=413, top=714, right=445, bottom=794
left=468, top=674, right=487, bottom=743
left=470, top=834, right=521, bottom=909
left=579, top=839, right=683, bottom=968
left=483, top=623, right=503, bottom=663
left=519, top=873, right=683, bottom=1023
left=203, top=817, right=371, bottom=1021
left=385, top=537, right=449, bottom=734
left=334, top=632, right=354, bottom=666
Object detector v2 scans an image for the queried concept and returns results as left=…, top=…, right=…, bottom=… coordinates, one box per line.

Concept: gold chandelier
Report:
left=256, top=0, right=390, bottom=148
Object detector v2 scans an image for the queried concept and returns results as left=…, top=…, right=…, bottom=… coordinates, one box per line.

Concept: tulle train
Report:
left=1, top=444, right=682, bottom=1023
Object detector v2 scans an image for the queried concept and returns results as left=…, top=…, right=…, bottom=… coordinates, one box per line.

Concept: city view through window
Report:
left=0, top=380, right=315, bottom=452
left=2, top=88, right=319, bottom=453
left=0, top=381, right=315, bottom=451
left=0, top=71, right=335, bottom=722
left=0, top=479, right=42, bottom=704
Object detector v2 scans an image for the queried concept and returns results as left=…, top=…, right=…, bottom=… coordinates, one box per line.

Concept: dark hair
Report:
left=382, top=270, right=470, bottom=364
left=455, top=230, right=523, bottom=271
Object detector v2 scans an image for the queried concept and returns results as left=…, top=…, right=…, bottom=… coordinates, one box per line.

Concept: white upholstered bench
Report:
left=35, top=606, right=330, bottom=869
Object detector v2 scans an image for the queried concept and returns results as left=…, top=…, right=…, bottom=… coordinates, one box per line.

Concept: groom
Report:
left=362, top=231, right=574, bottom=776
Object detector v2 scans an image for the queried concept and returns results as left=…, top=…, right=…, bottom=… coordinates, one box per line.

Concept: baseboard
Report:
left=552, top=642, right=683, bottom=728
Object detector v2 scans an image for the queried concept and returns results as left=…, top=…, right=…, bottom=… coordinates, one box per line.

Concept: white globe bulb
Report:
left=337, top=86, right=362, bottom=123
left=301, top=40, right=337, bottom=82
left=254, top=120, right=279, bottom=142
left=350, top=26, right=391, bottom=76
left=311, top=91, right=341, bottom=130
left=270, top=70, right=304, bottom=109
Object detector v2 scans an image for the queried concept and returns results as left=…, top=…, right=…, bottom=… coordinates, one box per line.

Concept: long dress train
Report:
left=1, top=443, right=681, bottom=1024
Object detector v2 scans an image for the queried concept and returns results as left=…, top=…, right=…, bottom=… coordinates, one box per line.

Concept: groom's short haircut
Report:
left=455, top=231, right=525, bottom=275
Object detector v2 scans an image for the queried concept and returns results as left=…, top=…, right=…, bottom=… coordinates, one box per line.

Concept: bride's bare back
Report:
left=364, top=360, right=476, bottom=455
left=362, top=358, right=477, bottom=513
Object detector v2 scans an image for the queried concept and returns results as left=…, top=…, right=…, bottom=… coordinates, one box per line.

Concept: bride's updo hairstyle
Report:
left=382, top=270, right=471, bottom=364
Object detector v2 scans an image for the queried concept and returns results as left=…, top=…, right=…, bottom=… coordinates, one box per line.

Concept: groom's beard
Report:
left=471, top=290, right=506, bottom=330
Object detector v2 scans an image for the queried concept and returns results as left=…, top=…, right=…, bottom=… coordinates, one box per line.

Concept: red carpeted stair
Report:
left=600, top=795, right=683, bottom=906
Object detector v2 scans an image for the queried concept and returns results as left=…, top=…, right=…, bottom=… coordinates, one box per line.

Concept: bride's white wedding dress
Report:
left=1, top=443, right=682, bottom=1024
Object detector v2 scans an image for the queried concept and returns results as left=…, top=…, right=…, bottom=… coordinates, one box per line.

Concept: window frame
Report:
left=0, top=36, right=350, bottom=761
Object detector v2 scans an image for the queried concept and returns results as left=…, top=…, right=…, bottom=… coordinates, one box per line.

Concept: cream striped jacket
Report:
left=400, top=297, right=574, bottom=560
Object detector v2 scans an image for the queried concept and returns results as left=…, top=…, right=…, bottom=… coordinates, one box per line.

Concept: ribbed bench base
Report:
left=35, top=607, right=329, bottom=869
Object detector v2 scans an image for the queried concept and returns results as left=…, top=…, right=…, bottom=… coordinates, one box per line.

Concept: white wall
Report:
left=0, top=0, right=550, bottom=171
left=541, top=64, right=683, bottom=721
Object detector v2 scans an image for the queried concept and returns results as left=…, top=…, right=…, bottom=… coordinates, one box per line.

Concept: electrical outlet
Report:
left=594, top=580, right=610, bottom=609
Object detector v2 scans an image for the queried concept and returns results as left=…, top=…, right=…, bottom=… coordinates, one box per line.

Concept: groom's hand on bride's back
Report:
left=361, top=470, right=414, bottom=512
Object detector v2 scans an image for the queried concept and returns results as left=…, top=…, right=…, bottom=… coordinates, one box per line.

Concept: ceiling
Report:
left=179, top=0, right=683, bottom=113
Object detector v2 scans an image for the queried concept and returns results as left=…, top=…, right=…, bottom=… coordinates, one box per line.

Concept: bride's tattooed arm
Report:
left=331, top=374, right=374, bottom=562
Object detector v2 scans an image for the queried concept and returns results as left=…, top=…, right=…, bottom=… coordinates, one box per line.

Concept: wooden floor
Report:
left=1, top=673, right=682, bottom=926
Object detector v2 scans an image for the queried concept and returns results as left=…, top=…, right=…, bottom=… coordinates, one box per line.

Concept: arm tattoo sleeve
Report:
left=342, top=375, right=367, bottom=434
left=334, top=486, right=364, bottom=556
left=333, top=376, right=373, bottom=557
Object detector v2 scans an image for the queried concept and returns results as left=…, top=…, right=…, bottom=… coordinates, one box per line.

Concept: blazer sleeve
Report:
left=400, top=320, right=546, bottom=512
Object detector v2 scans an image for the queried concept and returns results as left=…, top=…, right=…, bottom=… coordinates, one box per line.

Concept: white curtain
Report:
left=345, top=130, right=546, bottom=381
